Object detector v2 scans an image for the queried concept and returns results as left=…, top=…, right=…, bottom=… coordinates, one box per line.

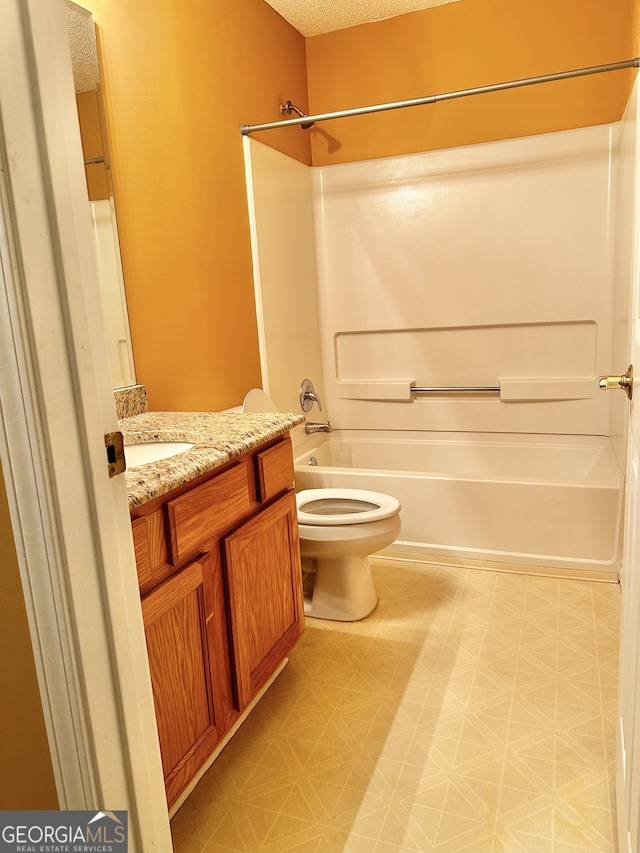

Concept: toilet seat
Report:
left=296, top=488, right=401, bottom=526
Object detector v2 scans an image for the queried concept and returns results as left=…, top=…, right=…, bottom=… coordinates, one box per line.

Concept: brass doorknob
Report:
left=599, top=365, right=633, bottom=400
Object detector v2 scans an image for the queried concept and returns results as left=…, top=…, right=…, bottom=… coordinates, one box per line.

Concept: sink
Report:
left=124, top=441, right=195, bottom=467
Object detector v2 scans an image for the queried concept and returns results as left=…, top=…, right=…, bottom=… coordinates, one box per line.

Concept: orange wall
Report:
left=82, top=0, right=310, bottom=411
left=306, top=0, right=636, bottom=165
left=79, top=0, right=637, bottom=409
left=0, top=465, right=59, bottom=809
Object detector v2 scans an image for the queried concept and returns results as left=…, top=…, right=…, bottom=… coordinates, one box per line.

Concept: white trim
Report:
left=374, top=550, right=620, bottom=583
left=0, top=182, right=97, bottom=806
left=0, top=1, right=171, bottom=848
left=243, top=135, right=271, bottom=394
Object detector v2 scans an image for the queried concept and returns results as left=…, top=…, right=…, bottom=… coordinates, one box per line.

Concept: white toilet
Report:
left=241, top=389, right=402, bottom=622
left=297, top=488, right=401, bottom=621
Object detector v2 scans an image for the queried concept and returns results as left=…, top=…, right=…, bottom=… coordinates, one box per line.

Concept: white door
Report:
left=616, top=80, right=640, bottom=853
left=616, top=362, right=640, bottom=853
left=0, top=1, right=171, bottom=848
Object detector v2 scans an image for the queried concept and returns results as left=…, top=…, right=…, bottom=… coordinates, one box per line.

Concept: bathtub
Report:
left=293, top=430, right=623, bottom=576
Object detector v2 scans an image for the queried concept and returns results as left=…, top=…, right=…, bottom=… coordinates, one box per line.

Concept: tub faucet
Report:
left=305, top=421, right=333, bottom=435
left=300, top=379, right=322, bottom=412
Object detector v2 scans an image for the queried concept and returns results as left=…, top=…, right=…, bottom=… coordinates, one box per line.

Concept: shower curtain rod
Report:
left=240, top=58, right=640, bottom=135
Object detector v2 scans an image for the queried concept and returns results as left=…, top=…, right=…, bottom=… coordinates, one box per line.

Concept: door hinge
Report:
left=105, top=431, right=126, bottom=477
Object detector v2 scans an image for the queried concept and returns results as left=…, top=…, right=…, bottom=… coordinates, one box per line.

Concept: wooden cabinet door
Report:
left=141, top=558, right=220, bottom=807
left=224, top=491, right=304, bottom=709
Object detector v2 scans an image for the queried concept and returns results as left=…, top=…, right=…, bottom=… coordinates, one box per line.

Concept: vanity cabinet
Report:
left=130, top=435, right=304, bottom=807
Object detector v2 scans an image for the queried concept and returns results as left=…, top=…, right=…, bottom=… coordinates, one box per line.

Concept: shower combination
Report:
left=280, top=99, right=315, bottom=129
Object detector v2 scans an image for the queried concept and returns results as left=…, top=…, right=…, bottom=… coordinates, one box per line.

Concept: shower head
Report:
left=280, top=99, right=315, bottom=130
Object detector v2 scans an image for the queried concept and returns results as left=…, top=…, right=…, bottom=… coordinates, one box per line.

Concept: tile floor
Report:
left=171, top=556, right=620, bottom=853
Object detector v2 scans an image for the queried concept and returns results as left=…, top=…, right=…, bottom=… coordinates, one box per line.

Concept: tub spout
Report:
left=305, top=421, right=333, bottom=434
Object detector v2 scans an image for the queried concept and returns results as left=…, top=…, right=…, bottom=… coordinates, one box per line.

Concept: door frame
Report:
left=0, top=1, right=171, bottom=848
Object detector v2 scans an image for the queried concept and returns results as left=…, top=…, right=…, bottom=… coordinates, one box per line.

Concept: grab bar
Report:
left=411, top=385, right=500, bottom=393
left=339, top=379, right=592, bottom=401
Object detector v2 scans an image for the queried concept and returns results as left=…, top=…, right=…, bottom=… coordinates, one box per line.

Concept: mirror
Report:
left=65, top=1, right=136, bottom=389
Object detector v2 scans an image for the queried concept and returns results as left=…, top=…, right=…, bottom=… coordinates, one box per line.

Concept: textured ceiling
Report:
left=263, top=0, right=460, bottom=37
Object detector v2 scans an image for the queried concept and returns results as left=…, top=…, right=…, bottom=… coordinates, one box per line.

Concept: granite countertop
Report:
left=120, top=411, right=304, bottom=510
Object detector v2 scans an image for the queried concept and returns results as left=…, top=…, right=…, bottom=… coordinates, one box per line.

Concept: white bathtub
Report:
left=293, top=430, right=623, bottom=575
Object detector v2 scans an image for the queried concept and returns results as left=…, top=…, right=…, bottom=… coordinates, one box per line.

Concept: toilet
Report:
left=297, top=488, right=401, bottom=621
left=242, top=389, right=402, bottom=622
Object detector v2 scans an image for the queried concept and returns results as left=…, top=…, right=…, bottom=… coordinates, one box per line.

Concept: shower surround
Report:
left=244, top=116, right=634, bottom=574
left=311, top=124, right=626, bottom=438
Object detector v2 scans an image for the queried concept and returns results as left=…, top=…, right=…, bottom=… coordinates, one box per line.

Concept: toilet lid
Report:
left=296, top=488, right=401, bottom=526
left=242, top=388, right=278, bottom=413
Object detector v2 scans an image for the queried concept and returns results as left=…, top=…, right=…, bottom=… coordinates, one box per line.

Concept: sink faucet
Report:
left=305, top=421, right=333, bottom=434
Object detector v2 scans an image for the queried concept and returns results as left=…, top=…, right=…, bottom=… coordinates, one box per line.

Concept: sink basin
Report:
left=125, top=441, right=195, bottom=467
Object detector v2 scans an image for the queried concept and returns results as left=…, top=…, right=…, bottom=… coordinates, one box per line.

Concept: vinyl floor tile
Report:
left=171, top=559, right=620, bottom=852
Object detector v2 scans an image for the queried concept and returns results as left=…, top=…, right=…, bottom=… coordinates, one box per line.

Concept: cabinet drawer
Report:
left=255, top=438, right=294, bottom=502
left=132, top=510, right=170, bottom=593
left=167, top=461, right=254, bottom=563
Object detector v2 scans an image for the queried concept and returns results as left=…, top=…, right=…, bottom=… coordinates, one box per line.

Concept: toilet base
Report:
left=302, top=554, right=378, bottom=621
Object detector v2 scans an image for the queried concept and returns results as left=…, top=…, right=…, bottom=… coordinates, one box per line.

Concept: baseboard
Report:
left=372, top=549, right=620, bottom=584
